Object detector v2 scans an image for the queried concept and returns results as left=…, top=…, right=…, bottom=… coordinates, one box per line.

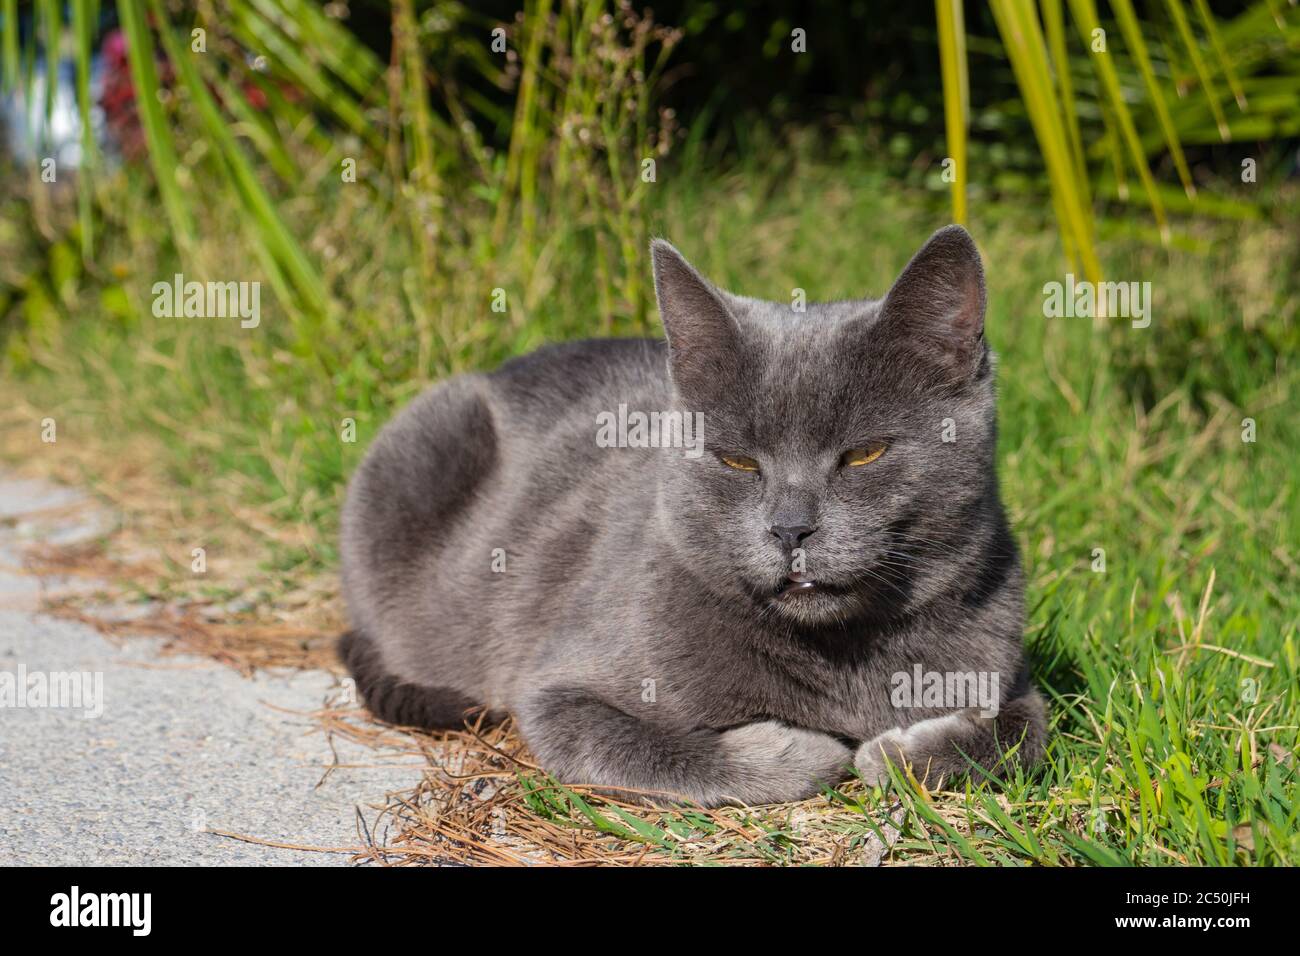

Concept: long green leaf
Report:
left=990, top=0, right=1102, bottom=284
left=393, top=0, right=439, bottom=196
left=1262, top=0, right=1285, bottom=33
left=1098, top=101, right=1129, bottom=201
left=118, top=0, right=196, bottom=255
left=2, top=0, right=18, bottom=93
left=1068, top=0, right=1170, bottom=246
left=1011, top=0, right=1100, bottom=265
left=493, top=0, right=555, bottom=250
left=935, top=0, right=969, bottom=224
left=1163, top=0, right=1231, bottom=141
left=201, top=57, right=300, bottom=183
left=148, top=0, right=325, bottom=317
left=40, top=0, right=57, bottom=126
left=1191, top=0, right=1247, bottom=109
left=250, top=0, right=384, bottom=97
left=1110, top=0, right=1196, bottom=198
left=227, top=0, right=385, bottom=154
left=72, top=0, right=96, bottom=259
left=1040, top=0, right=1088, bottom=202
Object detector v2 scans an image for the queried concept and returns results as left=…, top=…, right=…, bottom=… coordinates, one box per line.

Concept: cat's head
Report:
left=651, top=225, right=1004, bottom=628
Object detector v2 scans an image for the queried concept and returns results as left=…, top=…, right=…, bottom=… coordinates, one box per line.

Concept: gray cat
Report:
left=339, top=224, right=1046, bottom=806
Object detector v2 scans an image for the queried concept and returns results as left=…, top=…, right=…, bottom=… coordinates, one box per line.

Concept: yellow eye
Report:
left=720, top=454, right=760, bottom=472
left=843, top=443, right=886, bottom=467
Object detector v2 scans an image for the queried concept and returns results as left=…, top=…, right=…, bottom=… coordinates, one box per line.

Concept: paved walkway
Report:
left=0, top=475, right=419, bottom=865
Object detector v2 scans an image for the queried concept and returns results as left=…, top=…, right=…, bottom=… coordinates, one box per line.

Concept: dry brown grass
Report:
left=1, top=388, right=344, bottom=671
left=292, top=705, right=909, bottom=866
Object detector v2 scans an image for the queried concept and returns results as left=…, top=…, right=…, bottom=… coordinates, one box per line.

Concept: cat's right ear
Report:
left=876, top=224, right=987, bottom=382
left=651, top=239, right=742, bottom=403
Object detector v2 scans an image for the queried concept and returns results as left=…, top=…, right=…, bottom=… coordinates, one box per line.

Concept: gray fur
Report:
left=339, top=224, right=1047, bottom=806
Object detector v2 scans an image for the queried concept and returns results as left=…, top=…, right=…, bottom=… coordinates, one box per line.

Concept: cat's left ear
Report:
left=877, top=224, right=987, bottom=379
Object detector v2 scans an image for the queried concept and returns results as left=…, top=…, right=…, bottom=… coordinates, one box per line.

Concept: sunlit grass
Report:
left=1, top=0, right=1297, bottom=866
left=3, top=141, right=1296, bottom=864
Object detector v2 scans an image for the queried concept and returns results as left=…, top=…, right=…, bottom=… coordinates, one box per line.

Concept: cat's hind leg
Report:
left=338, top=629, right=495, bottom=730
left=518, top=688, right=853, bottom=807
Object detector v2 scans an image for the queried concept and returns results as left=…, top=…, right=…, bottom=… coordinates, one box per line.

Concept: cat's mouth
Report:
left=774, top=572, right=841, bottom=600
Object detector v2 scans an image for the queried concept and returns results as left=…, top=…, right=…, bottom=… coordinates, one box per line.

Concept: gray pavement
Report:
left=0, top=475, right=421, bottom=865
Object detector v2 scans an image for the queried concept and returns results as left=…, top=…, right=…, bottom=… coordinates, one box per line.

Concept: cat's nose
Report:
left=770, top=524, right=816, bottom=550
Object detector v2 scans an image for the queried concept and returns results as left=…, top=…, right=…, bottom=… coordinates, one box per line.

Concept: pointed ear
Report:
left=877, top=225, right=987, bottom=379
left=651, top=239, right=742, bottom=402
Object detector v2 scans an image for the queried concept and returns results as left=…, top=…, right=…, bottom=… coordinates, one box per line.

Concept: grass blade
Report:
left=990, top=0, right=1102, bottom=284
left=1110, top=0, right=1196, bottom=199
left=117, top=0, right=196, bottom=256
left=1068, top=0, right=1170, bottom=245
left=1040, top=0, right=1089, bottom=203
left=493, top=0, right=555, bottom=250
left=1163, top=0, right=1231, bottom=141
left=148, top=0, right=325, bottom=317
left=39, top=0, right=57, bottom=127
left=2, top=0, right=18, bottom=94
left=227, top=0, right=384, bottom=154
left=1191, top=0, right=1248, bottom=109
left=72, top=0, right=96, bottom=259
left=392, top=0, right=440, bottom=280
left=203, top=60, right=299, bottom=183
left=1099, top=103, right=1129, bottom=201
left=393, top=0, right=438, bottom=194
left=935, top=0, right=969, bottom=224
left=249, top=0, right=384, bottom=98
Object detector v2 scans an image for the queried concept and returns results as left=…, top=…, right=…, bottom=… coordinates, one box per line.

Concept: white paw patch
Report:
left=854, top=713, right=969, bottom=785
left=897, top=712, right=969, bottom=748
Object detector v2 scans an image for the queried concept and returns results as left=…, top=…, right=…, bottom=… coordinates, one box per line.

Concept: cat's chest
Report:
left=694, top=646, right=899, bottom=741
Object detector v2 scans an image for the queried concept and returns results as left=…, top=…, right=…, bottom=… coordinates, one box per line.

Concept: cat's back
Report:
left=476, top=336, right=675, bottom=501
left=487, top=336, right=670, bottom=420
left=340, top=335, right=670, bottom=681
left=340, top=337, right=669, bottom=636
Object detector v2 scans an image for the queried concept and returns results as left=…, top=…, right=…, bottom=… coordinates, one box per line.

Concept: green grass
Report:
left=3, top=135, right=1298, bottom=864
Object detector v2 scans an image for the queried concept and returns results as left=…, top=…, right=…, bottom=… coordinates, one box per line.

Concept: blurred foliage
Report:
left=0, top=0, right=1295, bottom=555
left=1, top=0, right=1296, bottom=338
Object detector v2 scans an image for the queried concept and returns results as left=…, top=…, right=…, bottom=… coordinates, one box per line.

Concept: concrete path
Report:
left=0, top=475, right=419, bottom=865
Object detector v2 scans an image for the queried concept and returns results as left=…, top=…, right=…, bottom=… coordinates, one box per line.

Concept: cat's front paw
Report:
left=855, top=713, right=972, bottom=786
left=854, top=728, right=910, bottom=786
left=720, top=720, right=853, bottom=804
